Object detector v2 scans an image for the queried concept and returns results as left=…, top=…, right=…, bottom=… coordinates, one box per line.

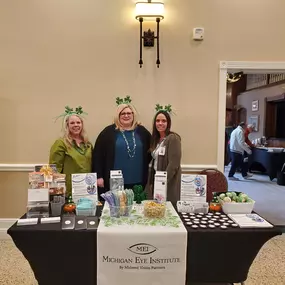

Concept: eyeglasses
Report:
left=120, top=112, right=133, bottom=116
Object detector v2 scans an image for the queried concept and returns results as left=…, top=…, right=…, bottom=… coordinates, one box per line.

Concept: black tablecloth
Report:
left=185, top=225, right=280, bottom=283
left=8, top=211, right=282, bottom=285
left=249, top=148, right=285, bottom=180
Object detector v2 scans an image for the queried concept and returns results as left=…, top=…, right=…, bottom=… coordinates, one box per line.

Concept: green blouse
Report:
left=49, top=138, right=93, bottom=195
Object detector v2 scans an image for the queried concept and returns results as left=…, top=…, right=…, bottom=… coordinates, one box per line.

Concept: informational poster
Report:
left=71, top=173, right=98, bottom=204
left=180, top=174, right=207, bottom=203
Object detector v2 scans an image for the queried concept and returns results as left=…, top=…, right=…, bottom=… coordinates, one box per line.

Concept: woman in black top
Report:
left=92, top=103, right=151, bottom=196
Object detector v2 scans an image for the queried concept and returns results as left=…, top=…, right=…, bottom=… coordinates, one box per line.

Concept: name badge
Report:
left=159, top=146, right=166, bottom=156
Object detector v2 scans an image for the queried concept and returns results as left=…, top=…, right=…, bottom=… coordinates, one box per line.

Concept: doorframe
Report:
left=217, top=61, right=285, bottom=172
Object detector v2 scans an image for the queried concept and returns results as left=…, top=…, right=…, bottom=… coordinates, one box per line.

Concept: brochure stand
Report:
left=27, top=188, right=50, bottom=218
left=72, top=173, right=98, bottom=216
left=153, top=171, right=167, bottom=202
left=109, top=170, right=124, bottom=191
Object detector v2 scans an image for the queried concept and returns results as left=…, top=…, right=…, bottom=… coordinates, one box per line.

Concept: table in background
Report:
left=249, top=147, right=285, bottom=180
left=8, top=212, right=282, bottom=285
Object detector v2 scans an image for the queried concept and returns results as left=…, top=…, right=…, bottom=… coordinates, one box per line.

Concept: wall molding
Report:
left=0, top=164, right=43, bottom=172
left=0, top=219, right=17, bottom=240
left=181, top=164, right=217, bottom=172
left=0, top=164, right=47, bottom=172
left=0, top=163, right=217, bottom=172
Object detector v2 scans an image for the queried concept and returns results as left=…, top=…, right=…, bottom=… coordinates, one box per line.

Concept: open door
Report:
left=237, top=107, right=247, bottom=124
left=265, top=100, right=277, bottom=137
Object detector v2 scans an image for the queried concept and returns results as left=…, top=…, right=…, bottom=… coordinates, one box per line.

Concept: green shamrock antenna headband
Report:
left=116, top=96, right=132, bottom=106
left=54, top=105, right=88, bottom=122
left=155, top=104, right=174, bottom=115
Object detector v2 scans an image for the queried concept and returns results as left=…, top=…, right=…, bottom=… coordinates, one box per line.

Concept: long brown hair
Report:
left=150, top=110, right=172, bottom=151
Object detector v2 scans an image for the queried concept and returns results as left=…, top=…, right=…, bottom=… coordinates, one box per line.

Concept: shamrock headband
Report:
left=116, top=96, right=132, bottom=106
left=155, top=104, right=174, bottom=115
left=55, top=105, right=88, bottom=122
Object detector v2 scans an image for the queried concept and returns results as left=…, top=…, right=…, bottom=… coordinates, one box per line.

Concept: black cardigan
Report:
left=92, top=124, right=151, bottom=192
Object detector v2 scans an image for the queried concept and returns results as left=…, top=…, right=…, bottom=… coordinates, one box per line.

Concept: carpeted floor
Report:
left=225, top=165, right=285, bottom=226
left=1, top=235, right=285, bottom=285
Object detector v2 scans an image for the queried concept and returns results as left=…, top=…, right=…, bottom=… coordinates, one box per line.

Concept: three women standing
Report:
left=50, top=101, right=182, bottom=204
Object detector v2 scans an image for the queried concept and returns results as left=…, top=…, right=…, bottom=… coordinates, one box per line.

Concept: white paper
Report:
left=180, top=174, right=207, bottom=202
left=41, top=217, right=61, bottom=224
left=17, top=218, right=38, bottom=226
left=228, top=214, right=273, bottom=228
left=28, top=188, right=49, bottom=202
left=153, top=171, right=167, bottom=202
left=158, top=146, right=166, bottom=156
left=72, top=173, right=98, bottom=204
left=176, top=201, right=208, bottom=213
left=110, top=170, right=123, bottom=178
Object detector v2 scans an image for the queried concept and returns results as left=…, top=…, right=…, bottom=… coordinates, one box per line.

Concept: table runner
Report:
left=97, top=202, right=187, bottom=285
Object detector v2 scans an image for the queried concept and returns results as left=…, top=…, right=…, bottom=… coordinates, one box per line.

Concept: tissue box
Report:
left=76, top=198, right=96, bottom=216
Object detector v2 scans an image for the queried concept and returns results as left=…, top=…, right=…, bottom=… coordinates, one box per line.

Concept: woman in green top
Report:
left=49, top=107, right=93, bottom=195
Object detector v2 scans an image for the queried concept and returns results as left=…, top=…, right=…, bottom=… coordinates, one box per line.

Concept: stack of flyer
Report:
left=228, top=213, right=273, bottom=228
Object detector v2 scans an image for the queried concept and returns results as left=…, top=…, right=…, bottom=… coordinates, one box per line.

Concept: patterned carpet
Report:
left=1, top=235, right=285, bottom=285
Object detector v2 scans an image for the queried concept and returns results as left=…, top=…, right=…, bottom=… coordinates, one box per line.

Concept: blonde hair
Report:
left=63, top=115, right=90, bottom=147
left=114, top=104, right=139, bottom=130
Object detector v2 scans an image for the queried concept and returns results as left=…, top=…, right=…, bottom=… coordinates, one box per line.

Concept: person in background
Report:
left=49, top=106, right=93, bottom=195
left=228, top=122, right=252, bottom=180
left=92, top=96, right=151, bottom=197
left=244, top=124, right=255, bottom=148
left=242, top=124, right=255, bottom=177
left=147, top=105, right=182, bottom=204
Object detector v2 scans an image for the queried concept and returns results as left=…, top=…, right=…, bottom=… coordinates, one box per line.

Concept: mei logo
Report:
left=128, top=243, right=158, bottom=255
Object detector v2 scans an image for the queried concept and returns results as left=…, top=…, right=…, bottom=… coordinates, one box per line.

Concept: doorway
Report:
left=217, top=61, right=285, bottom=171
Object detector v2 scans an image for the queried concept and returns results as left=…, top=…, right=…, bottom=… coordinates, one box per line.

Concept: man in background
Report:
left=242, top=124, right=255, bottom=177
left=244, top=124, right=255, bottom=148
left=228, top=122, right=252, bottom=180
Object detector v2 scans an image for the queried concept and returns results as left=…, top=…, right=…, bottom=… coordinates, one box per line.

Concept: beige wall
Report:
left=1, top=0, right=285, bottom=217
left=0, top=172, right=28, bottom=218
left=237, top=83, right=285, bottom=140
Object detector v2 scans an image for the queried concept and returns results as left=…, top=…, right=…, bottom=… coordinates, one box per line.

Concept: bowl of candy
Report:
left=216, top=192, right=255, bottom=214
left=143, top=201, right=166, bottom=218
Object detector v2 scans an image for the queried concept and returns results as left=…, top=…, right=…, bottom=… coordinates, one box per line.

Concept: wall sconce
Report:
left=135, top=1, right=164, bottom=68
left=227, top=72, right=244, bottom=83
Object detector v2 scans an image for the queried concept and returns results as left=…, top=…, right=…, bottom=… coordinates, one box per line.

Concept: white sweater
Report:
left=230, top=126, right=251, bottom=155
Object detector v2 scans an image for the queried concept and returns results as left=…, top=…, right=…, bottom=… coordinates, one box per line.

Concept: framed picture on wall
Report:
left=249, top=115, right=259, bottom=132
left=252, top=100, right=259, bottom=111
